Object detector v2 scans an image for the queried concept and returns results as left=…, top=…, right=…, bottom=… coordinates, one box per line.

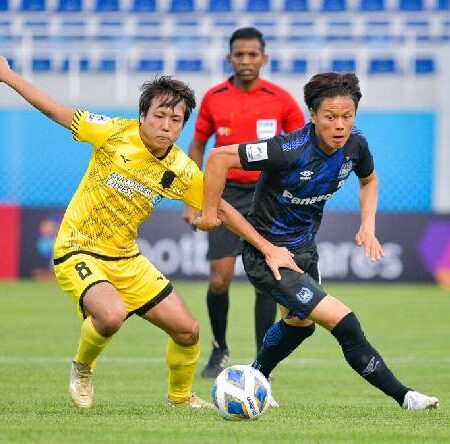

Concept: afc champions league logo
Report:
left=419, top=221, right=450, bottom=288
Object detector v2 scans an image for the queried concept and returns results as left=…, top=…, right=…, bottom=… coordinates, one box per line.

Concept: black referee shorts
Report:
left=242, top=241, right=327, bottom=320
left=206, top=181, right=256, bottom=261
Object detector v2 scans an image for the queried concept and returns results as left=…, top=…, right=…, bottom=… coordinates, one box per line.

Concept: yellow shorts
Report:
left=54, top=253, right=172, bottom=320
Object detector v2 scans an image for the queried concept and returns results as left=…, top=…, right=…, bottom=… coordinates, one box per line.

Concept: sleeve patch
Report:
left=246, top=142, right=268, bottom=162
left=86, top=113, right=110, bottom=125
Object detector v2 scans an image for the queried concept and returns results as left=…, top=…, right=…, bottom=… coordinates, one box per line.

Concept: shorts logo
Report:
left=86, top=113, right=109, bottom=125
left=296, top=287, right=313, bottom=304
left=246, top=142, right=268, bottom=162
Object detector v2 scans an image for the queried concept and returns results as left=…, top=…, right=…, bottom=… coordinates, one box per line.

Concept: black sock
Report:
left=252, top=320, right=315, bottom=378
left=331, top=312, right=409, bottom=406
left=207, top=287, right=229, bottom=349
left=254, top=290, right=277, bottom=352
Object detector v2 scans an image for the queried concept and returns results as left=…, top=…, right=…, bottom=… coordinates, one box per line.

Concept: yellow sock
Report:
left=74, top=316, right=112, bottom=368
left=166, top=338, right=200, bottom=402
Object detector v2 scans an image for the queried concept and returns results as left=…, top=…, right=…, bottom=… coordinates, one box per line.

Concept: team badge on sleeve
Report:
left=246, top=142, right=268, bottom=162
left=86, top=113, right=110, bottom=125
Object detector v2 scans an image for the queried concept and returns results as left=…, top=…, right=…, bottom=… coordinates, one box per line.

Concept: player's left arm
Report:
left=356, top=170, right=384, bottom=261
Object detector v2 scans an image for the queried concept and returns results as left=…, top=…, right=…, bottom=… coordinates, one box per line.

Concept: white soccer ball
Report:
left=212, top=365, right=272, bottom=421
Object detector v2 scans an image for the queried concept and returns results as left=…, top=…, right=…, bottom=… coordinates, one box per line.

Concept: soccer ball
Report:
left=212, top=365, right=271, bottom=421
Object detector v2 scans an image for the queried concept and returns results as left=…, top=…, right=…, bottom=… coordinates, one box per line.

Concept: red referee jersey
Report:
left=194, top=77, right=306, bottom=184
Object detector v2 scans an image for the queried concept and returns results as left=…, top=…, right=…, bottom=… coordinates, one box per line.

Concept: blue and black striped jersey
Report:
left=238, top=123, right=374, bottom=249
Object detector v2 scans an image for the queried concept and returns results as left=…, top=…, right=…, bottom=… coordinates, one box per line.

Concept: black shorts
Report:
left=207, top=181, right=256, bottom=260
left=242, top=241, right=327, bottom=320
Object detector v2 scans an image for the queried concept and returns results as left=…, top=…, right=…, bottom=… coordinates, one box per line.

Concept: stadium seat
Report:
left=331, top=58, right=356, bottom=72
left=98, top=59, right=116, bottom=72
left=414, top=58, right=435, bottom=74
left=207, top=0, right=232, bottom=12
left=222, top=58, right=232, bottom=73
left=290, top=59, right=307, bottom=74
left=287, top=20, right=316, bottom=42
left=284, top=0, right=308, bottom=11
left=20, top=0, right=45, bottom=12
left=133, top=20, right=164, bottom=40
left=32, top=58, right=52, bottom=72
left=59, top=20, right=86, bottom=39
left=169, top=0, right=195, bottom=12
left=437, top=0, right=449, bottom=9
left=136, top=59, right=164, bottom=71
left=399, top=0, right=423, bottom=10
left=57, top=0, right=82, bottom=12
left=322, top=0, right=347, bottom=11
left=130, top=0, right=156, bottom=12
left=0, top=0, right=8, bottom=11
left=97, top=20, right=124, bottom=40
left=176, top=58, right=204, bottom=71
left=246, top=0, right=271, bottom=12
left=270, top=59, right=280, bottom=73
left=368, top=58, right=397, bottom=74
left=326, top=20, right=353, bottom=41
left=94, top=0, right=119, bottom=12
left=404, top=20, right=430, bottom=40
left=360, top=0, right=384, bottom=10
left=23, top=20, right=50, bottom=38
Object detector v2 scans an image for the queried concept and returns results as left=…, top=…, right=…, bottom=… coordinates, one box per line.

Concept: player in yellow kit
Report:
left=0, top=56, right=299, bottom=409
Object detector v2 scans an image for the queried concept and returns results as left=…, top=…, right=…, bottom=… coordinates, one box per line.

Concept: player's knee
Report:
left=173, top=319, right=199, bottom=346
left=209, top=274, right=231, bottom=293
left=96, top=309, right=126, bottom=336
left=331, top=312, right=366, bottom=350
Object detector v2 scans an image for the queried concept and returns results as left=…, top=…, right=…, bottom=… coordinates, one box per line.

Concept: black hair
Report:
left=139, top=75, right=196, bottom=125
left=229, top=27, right=265, bottom=53
left=304, top=72, right=362, bottom=112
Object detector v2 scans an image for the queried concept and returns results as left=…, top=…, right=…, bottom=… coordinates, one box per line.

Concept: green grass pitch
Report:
left=0, top=280, right=448, bottom=443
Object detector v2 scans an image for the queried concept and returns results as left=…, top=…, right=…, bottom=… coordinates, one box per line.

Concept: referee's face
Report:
left=139, top=95, right=186, bottom=157
left=310, top=95, right=356, bottom=155
left=227, top=38, right=268, bottom=85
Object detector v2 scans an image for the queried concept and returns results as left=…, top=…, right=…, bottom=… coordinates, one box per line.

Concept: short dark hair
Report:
left=139, top=76, right=196, bottom=125
left=229, top=27, right=265, bottom=53
left=304, top=72, right=362, bottom=112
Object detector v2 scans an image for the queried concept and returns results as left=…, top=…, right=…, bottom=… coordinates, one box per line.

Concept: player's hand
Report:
left=355, top=230, right=384, bottom=261
left=0, top=56, right=12, bottom=82
left=182, top=206, right=200, bottom=230
left=264, top=245, right=303, bottom=281
left=194, top=213, right=222, bottom=232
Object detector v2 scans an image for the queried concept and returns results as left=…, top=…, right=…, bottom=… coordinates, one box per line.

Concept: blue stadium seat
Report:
left=331, top=59, right=356, bottom=72
left=176, top=59, right=204, bottom=72
left=32, top=58, right=52, bottom=72
left=57, top=0, right=82, bottom=12
left=136, top=59, right=164, bottom=71
left=94, top=0, right=119, bottom=12
left=207, top=0, right=232, bottom=12
left=169, top=0, right=195, bottom=12
left=437, top=0, right=449, bottom=9
left=326, top=20, right=353, bottom=41
left=288, top=20, right=315, bottom=42
left=322, top=0, right=346, bottom=11
left=7, top=57, right=17, bottom=70
left=222, top=58, right=232, bottom=73
left=0, top=0, right=9, bottom=11
left=290, top=59, right=307, bottom=74
left=246, top=0, right=271, bottom=12
left=133, top=20, right=163, bottom=40
left=284, top=0, right=308, bottom=11
left=97, top=20, right=124, bottom=40
left=368, top=58, right=397, bottom=74
left=23, top=20, right=50, bottom=38
left=20, top=0, right=45, bottom=11
left=270, top=59, right=280, bottom=73
left=130, top=0, right=156, bottom=11
left=399, top=0, right=423, bottom=10
left=59, top=20, right=86, bottom=40
left=360, top=0, right=384, bottom=10
left=98, top=59, right=116, bottom=72
left=414, top=58, right=435, bottom=74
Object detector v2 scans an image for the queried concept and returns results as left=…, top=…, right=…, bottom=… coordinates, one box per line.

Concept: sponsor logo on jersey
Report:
left=105, top=172, right=161, bottom=205
left=338, top=160, right=353, bottom=179
left=282, top=133, right=309, bottom=152
left=296, top=287, right=313, bottom=304
left=282, top=189, right=333, bottom=205
left=217, top=127, right=232, bottom=136
left=246, top=142, right=268, bottom=162
left=256, top=119, right=277, bottom=139
left=86, top=113, right=109, bottom=125
left=299, top=170, right=314, bottom=180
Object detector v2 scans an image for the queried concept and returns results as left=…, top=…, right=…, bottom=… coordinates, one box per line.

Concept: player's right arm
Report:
left=0, top=56, right=75, bottom=129
left=182, top=139, right=207, bottom=226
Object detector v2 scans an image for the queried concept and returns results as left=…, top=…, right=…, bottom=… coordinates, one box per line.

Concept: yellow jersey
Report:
left=54, top=110, right=203, bottom=260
